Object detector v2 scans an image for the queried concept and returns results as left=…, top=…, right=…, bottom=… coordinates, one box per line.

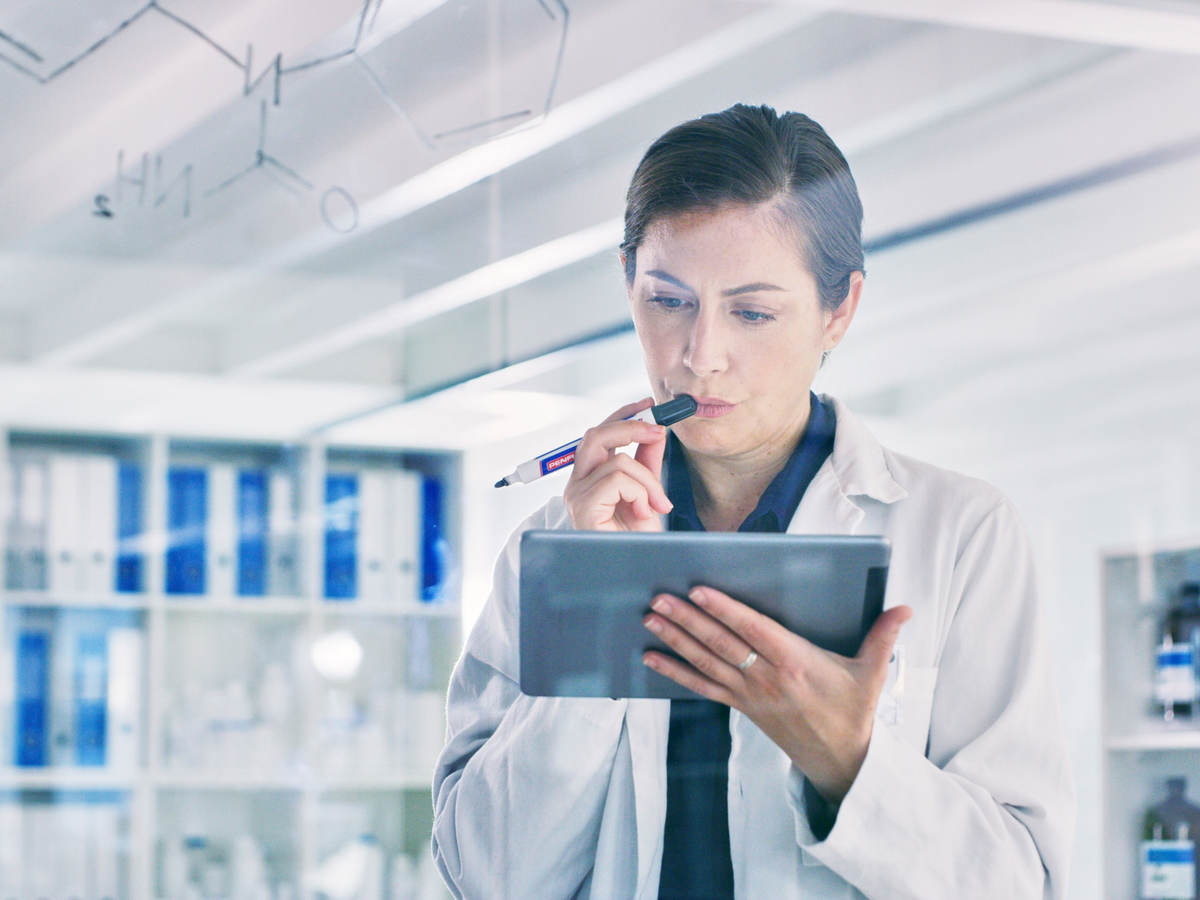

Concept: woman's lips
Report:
left=690, top=397, right=735, bottom=418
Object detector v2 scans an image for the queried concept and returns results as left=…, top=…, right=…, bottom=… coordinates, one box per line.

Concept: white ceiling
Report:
left=2, top=0, right=1199, bottom=485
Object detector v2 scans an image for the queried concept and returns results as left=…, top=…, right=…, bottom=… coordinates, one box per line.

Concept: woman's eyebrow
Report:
left=723, top=282, right=785, bottom=297
left=645, top=269, right=694, bottom=293
left=644, top=269, right=785, bottom=297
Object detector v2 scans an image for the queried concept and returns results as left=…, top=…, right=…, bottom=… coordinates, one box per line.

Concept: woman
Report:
left=432, top=104, right=1075, bottom=899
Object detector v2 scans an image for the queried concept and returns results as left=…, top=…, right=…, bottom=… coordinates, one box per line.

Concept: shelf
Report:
left=0, top=767, right=138, bottom=790
left=1103, top=541, right=1200, bottom=900
left=163, top=596, right=310, bottom=615
left=1108, top=730, right=1200, bottom=751
left=0, top=768, right=437, bottom=792
left=316, top=600, right=461, bottom=619
left=314, top=773, right=434, bottom=792
left=153, top=770, right=310, bottom=791
left=1, top=590, right=149, bottom=610
left=152, top=770, right=435, bottom=791
left=1101, top=534, right=1200, bottom=557
left=155, top=598, right=461, bottom=617
left=1, top=426, right=463, bottom=899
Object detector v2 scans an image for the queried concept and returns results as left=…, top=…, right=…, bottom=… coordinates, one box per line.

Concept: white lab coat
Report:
left=432, top=394, right=1075, bottom=899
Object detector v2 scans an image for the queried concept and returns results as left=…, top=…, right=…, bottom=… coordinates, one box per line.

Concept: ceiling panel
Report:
left=0, top=0, right=1197, bottom=458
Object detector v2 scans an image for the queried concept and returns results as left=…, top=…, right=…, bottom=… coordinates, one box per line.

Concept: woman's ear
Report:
left=823, top=271, right=863, bottom=352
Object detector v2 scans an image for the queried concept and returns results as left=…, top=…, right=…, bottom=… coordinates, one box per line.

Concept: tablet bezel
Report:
left=518, top=530, right=890, bottom=699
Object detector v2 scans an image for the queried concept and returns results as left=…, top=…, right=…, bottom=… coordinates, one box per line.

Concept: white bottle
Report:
left=361, top=834, right=384, bottom=900
left=1156, top=634, right=1198, bottom=723
left=161, top=835, right=189, bottom=899
left=258, top=662, right=292, bottom=726
left=183, top=834, right=209, bottom=891
left=200, top=684, right=227, bottom=769
left=230, top=834, right=269, bottom=900
left=307, top=834, right=372, bottom=900
left=389, top=854, right=418, bottom=900
left=416, top=851, right=445, bottom=900
left=402, top=619, right=446, bottom=779
left=359, top=684, right=391, bottom=772
left=1142, top=821, right=1197, bottom=899
left=225, top=680, right=257, bottom=770
left=320, top=686, right=359, bottom=772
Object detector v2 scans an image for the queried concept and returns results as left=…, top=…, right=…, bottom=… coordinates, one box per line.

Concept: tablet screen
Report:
left=519, top=530, right=889, bottom=699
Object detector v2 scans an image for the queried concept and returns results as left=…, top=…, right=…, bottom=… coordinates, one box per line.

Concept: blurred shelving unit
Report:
left=1102, top=539, right=1200, bottom=899
left=0, top=426, right=460, bottom=899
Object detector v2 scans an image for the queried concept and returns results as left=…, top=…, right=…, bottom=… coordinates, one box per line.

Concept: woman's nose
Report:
left=682, top=312, right=728, bottom=375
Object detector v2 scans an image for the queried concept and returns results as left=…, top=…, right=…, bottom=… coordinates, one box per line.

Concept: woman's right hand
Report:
left=563, top=397, right=674, bottom=532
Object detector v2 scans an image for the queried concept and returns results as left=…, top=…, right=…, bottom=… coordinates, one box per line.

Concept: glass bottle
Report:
left=1147, top=778, right=1200, bottom=847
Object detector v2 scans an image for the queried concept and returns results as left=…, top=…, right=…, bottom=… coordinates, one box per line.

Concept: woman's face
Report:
left=626, top=203, right=860, bottom=463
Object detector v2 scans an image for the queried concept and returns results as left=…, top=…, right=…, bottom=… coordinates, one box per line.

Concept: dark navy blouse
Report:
left=657, top=392, right=836, bottom=899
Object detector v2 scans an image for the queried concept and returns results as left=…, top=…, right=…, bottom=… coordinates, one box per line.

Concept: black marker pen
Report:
left=494, top=394, right=697, bottom=487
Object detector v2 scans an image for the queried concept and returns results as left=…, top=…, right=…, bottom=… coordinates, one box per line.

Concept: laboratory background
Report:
left=0, top=0, right=1197, bottom=897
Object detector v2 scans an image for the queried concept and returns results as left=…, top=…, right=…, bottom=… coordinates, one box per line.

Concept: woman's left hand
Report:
left=642, top=586, right=913, bottom=808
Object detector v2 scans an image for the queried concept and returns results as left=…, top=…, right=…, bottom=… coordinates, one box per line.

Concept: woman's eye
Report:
left=649, top=295, right=689, bottom=310
left=737, top=309, right=775, bottom=323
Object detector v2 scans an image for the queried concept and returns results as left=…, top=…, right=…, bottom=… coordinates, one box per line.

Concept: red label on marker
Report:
left=543, top=450, right=576, bottom=474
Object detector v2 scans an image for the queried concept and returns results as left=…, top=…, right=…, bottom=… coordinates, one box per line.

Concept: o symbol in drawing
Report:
left=321, top=186, right=359, bottom=234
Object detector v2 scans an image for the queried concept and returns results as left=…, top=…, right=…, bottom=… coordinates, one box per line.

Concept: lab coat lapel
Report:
left=626, top=697, right=669, bottom=896
left=785, top=461, right=865, bottom=537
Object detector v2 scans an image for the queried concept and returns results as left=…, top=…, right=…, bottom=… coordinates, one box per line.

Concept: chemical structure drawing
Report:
left=1, top=0, right=570, bottom=235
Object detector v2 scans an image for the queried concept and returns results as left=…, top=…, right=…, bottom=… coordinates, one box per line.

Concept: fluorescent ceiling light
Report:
left=232, top=217, right=623, bottom=376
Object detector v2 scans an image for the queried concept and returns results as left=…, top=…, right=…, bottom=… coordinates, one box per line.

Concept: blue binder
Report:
left=75, top=632, right=108, bottom=766
left=421, top=476, right=445, bottom=603
left=166, top=467, right=207, bottom=595
left=116, top=463, right=144, bottom=593
left=237, top=470, right=268, bottom=597
left=15, top=629, right=50, bottom=767
left=324, top=473, right=358, bottom=600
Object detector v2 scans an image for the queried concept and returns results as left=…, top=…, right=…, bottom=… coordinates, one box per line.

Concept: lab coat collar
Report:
left=785, top=395, right=907, bottom=537
left=820, top=393, right=908, bottom=505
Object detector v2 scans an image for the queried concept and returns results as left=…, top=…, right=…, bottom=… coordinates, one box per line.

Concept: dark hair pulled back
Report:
left=620, top=103, right=864, bottom=314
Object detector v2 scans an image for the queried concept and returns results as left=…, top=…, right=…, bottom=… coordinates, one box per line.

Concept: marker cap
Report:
left=650, top=394, right=698, bottom=426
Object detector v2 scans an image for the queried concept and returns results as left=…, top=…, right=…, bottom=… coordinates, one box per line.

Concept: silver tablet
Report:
left=518, top=530, right=890, bottom=699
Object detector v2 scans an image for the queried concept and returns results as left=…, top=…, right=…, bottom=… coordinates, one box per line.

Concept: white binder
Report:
left=83, top=456, right=118, bottom=595
left=22, top=457, right=49, bottom=591
left=388, top=470, right=423, bottom=604
left=106, top=626, right=143, bottom=771
left=88, top=802, right=121, bottom=900
left=2, top=456, right=16, bottom=589
left=0, top=801, right=21, bottom=898
left=22, top=802, right=57, bottom=900
left=267, top=470, right=300, bottom=597
left=358, top=469, right=390, bottom=601
left=56, top=799, right=91, bottom=900
left=206, top=464, right=237, bottom=600
left=4, top=456, right=49, bottom=590
left=47, top=453, right=87, bottom=594
left=49, top=614, right=79, bottom=767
